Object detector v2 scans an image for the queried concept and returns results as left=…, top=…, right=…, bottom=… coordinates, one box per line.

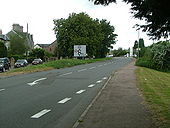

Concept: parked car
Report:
left=0, top=58, right=11, bottom=72
left=14, top=59, right=28, bottom=68
left=32, top=59, right=43, bottom=65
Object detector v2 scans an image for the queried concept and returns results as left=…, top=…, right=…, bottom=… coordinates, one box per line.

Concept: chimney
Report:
left=0, top=29, right=2, bottom=34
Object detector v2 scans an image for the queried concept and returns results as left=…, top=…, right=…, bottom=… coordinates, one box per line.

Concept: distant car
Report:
left=106, top=55, right=113, bottom=57
left=32, top=59, right=43, bottom=65
left=14, top=59, right=28, bottom=68
left=0, top=58, right=11, bottom=72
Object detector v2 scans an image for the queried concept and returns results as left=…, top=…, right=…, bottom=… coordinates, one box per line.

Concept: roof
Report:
left=0, top=34, right=10, bottom=41
left=35, top=44, right=49, bottom=48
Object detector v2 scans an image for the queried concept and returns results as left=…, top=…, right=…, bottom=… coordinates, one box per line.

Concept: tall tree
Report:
left=54, top=13, right=104, bottom=58
left=8, top=34, right=27, bottom=55
left=90, top=0, right=170, bottom=40
left=54, top=13, right=117, bottom=58
left=95, top=19, right=117, bottom=58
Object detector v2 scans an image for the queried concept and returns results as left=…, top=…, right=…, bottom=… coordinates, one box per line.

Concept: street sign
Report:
left=74, top=45, right=86, bottom=57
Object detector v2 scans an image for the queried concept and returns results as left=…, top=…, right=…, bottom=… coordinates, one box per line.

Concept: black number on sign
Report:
left=78, top=49, right=81, bottom=56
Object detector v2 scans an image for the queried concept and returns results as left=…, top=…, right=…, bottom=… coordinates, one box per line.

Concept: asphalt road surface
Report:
left=0, top=57, right=132, bottom=128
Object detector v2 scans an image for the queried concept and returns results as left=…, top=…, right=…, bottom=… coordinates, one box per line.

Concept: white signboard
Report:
left=74, top=45, right=86, bottom=57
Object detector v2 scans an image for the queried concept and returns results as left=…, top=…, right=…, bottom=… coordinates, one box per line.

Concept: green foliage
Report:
left=133, top=38, right=145, bottom=57
left=8, top=33, right=27, bottom=55
left=0, top=41, right=7, bottom=57
left=136, top=41, right=170, bottom=71
left=151, top=41, right=170, bottom=70
left=53, top=12, right=117, bottom=58
left=91, top=0, right=170, bottom=40
left=29, top=48, right=45, bottom=60
left=112, top=47, right=128, bottom=57
left=95, top=19, right=117, bottom=58
left=11, top=55, right=25, bottom=62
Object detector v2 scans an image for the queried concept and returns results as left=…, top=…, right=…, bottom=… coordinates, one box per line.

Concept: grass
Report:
left=136, top=67, right=170, bottom=128
left=0, top=58, right=112, bottom=76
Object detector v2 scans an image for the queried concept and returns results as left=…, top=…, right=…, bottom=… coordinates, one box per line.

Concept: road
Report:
left=0, top=57, right=132, bottom=128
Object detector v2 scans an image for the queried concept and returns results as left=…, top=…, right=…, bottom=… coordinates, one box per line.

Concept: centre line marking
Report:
left=59, top=72, right=72, bottom=77
left=0, top=89, right=5, bottom=92
left=103, top=77, right=108, bottom=80
left=89, top=67, right=96, bottom=69
left=88, top=84, right=95, bottom=88
left=98, top=65, right=103, bottom=67
left=78, top=69, right=87, bottom=72
left=31, top=109, right=51, bottom=119
left=96, top=80, right=102, bottom=83
left=58, top=98, right=71, bottom=104
left=76, top=90, right=86, bottom=94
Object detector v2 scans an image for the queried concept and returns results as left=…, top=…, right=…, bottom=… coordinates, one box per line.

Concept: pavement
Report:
left=75, top=60, right=155, bottom=128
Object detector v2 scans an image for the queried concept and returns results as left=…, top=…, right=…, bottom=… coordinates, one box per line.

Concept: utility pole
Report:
left=138, top=29, right=140, bottom=59
left=26, top=23, right=29, bottom=59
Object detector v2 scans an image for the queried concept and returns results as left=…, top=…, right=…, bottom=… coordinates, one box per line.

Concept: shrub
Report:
left=136, top=41, right=170, bottom=71
left=151, top=41, right=170, bottom=70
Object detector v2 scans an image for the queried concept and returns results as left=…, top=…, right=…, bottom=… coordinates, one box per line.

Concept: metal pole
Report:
left=138, top=29, right=140, bottom=58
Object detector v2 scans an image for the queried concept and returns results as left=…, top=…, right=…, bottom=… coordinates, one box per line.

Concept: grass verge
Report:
left=136, top=67, right=170, bottom=128
left=0, top=58, right=112, bottom=76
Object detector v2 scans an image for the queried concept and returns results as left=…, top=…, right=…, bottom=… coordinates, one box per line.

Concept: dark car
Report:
left=0, top=58, right=11, bottom=72
left=14, top=59, right=28, bottom=68
left=32, top=59, right=43, bottom=65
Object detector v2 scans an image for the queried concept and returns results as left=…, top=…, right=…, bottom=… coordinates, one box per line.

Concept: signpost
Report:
left=74, top=45, right=86, bottom=58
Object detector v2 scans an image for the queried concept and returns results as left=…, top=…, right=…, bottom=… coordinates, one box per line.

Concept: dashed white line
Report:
left=89, top=67, right=96, bottom=69
left=76, top=90, right=86, bottom=94
left=98, top=65, right=103, bottom=67
left=96, top=80, right=102, bottom=83
left=59, top=72, right=72, bottom=77
left=31, top=109, right=51, bottom=119
left=0, top=89, right=5, bottom=92
left=88, top=84, right=95, bottom=88
left=103, top=77, right=108, bottom=80
left=58, top=98, right=72, bottom=104
left=78, top=69, right=87, bottom=72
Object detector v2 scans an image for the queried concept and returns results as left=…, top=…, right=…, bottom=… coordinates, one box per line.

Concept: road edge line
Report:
left=72, top=73, right=114, bottom=128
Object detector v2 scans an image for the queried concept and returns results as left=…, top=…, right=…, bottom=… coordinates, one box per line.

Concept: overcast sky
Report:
left=0, top=0, right=154, bottom=49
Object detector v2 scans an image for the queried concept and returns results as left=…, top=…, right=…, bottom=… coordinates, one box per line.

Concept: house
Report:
left=7, top=24, right=34, bottom=49
left=34, top=40, right=57, bottom=55
left=0, top=29, right=10, bottom=49
left=34, top=44, right=49, bottom=51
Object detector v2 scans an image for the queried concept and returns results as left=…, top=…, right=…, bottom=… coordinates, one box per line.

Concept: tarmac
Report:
left=74, top=60, right=155, bottom=128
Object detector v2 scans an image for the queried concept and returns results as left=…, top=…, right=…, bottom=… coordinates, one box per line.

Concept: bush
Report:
left=136, top=41, right=170, bottom=71
left=151, top=41, right=170, bottom=70
left=11, top=55, right=26, bottom=62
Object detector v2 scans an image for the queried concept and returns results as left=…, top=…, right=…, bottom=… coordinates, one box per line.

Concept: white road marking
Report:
left=59, top=72, right=72, bottom=77
left=98, top=65, right=103, bottom=67
left=104, top=63, right=107, bottom=65
left=89, top=67, right=96, bottom=69
left=76, top=90, right=86, bottom=94
left=88, top=84, right=95, bottom=88
left=103, top=77, right=108, bottom=80
left=78, top=69, right=87, bottom=72
left=0, top=89, right=5, bottom=92
left=31, top=109, right=51, bottom=119
left=58, top=98, right=71, bottom=104
left=28, top=78, right=47, bottom=86
left=96, top=80, right=102, bottom=83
